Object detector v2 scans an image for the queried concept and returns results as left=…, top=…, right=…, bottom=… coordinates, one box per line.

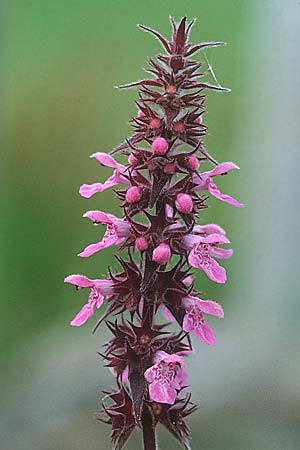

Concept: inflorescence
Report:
left=65, top=17, right=244, bottom=450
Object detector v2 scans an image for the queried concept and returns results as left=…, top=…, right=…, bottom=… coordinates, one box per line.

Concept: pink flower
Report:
left=182, top=295, right=224, bottom=345
left=64, top=275, right=113, bottom=326
left=183, top=233, right=233, bottom=283
left=152, top=243, right=171, bottom=264
left=193, top=162, right=244, bottom=208
left=78, top=211, right=131, bottom=258
left=144, top=351, right=188, bottom=404
left=79, top=153, right=129, bottom=198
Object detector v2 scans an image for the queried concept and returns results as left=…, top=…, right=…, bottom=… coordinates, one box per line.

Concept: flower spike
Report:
left=65, top=16, right=243, bottom=450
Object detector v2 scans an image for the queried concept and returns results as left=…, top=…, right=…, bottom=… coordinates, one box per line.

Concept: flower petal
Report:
left=206, top=162, right=239, bottom=177
left=149, top=381, right=177, bottom=404
left=64, top=274, right=94, bottom=288
left=193, top=223, right=226, bottom=235
left=195, top=322, right=216, bottom=345
left=198, top=233, right=230, bottom=245
left=83, top=210, right=116, bottom=224
left=207, top=180, right=244, bottom=208
left=204, top=257, right=227, bottom=284
left=70, top=303, right=94, bottom=326
left=155, top=351, right=185, bottom=366
left=210, top=246, right=233, bottom=259
left=79, top=183, right=106, bottom=198
left=90, top=152, right=126, bottom=171
left=196, top=298, right=224, bottom=318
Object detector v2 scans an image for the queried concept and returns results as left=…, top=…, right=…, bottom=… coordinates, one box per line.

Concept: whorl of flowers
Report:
left=65, top=17, right=243, bottom=450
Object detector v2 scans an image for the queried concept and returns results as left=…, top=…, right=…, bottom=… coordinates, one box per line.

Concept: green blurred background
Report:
left=1, top=0, right=300, bottom=449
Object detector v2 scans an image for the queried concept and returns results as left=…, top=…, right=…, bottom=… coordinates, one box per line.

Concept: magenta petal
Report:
left=195, top=322, right=216, bottom=345
left=205, top=258, right=227, bottom=284
left=149, top=381, right=176, bottom=404
left=197, top=299, right=224, bottom=318
left=176, top=368, right=188, bottom=387
left=64, top=274, right=94, bottom=288
left=78, top=236, right=120, bottom=257
left=198, top=233, right=230, bottom=245
left=210, top=246, right=233, bottom=259
left=208, top=180, right=244, bottom=208
left=70, top=303, right=94, bottom=326
left=90, top=152, right=126, bottom=171
left=182, top=313, right=193, bottom=333
left=83, top=210, right=115, bottom=224
left=95, top=294, right=104, bottom=308
left=79, top=183, right=105, bottom=198
left=193, top=223, right=226, bottom=235
left=188, top=250, right=200, bottom=270
left=207, top=161, right=239, bottom=177
left=144, top=366, right=156, bottom=383
left=155, top=351, right=184, bottom=366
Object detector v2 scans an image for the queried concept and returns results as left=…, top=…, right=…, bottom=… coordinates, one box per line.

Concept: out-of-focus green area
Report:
left=1, top=1, right=300, bottom=449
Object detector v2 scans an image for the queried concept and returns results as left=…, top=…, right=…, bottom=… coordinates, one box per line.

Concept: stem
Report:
left=142, top=409, right=157, bottom=450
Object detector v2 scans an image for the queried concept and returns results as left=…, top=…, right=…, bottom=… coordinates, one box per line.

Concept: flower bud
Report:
left=152, top=243, right=171, bottom=264
left=149, top=118, right=161, bottom=129
left=164, top=162, right=176, bottom=174
left=128, top=153, right=138, bottom=165
left=135, top=236, right=148, bottom=251
left=126, top=186, right=141, bottom=203
left=175, top=193, right=193, bottom=214
left=187, top=155, right=199, bottom=171
left=166, top=85, right=176, bottom=94
left=152, top=137, right=168, bottom=155
left=137, top=110, right=145, bottom=118
left=173, top=121, right=185, bottom=133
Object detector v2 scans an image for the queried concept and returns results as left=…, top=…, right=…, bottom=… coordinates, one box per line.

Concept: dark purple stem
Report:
left=142, top=409, right=157, bottom=450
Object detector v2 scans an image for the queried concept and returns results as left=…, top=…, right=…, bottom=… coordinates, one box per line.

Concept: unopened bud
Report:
left=149, top=118, right=161, bottom=129
left=128, top=153, right=138, bottom=165
left=152, top=243, right=171, bottom=264
left=152, top=137, right=168, bottom=155
left=175, top=193, right=193, bottom=214
left=135, top=236, right=148, bottom=251
left=173, top=122, right=185, bottom=133
left=164, top=163, right=176, bottom=174
left=187, top=155, right=199, bottom=171
left=126, top=186, right=141, bottom=203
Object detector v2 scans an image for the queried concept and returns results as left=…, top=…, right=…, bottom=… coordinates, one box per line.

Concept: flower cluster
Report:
left=65, top=17, right=243, bottom=450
